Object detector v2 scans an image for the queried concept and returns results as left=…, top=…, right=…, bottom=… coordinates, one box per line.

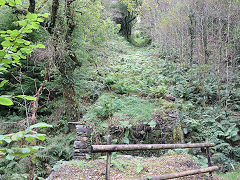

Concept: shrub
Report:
left=130, top=32, right=150, bottom=47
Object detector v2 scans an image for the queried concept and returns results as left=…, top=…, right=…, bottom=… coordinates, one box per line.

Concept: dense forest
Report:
left=0, top=0, right=239, bottom=179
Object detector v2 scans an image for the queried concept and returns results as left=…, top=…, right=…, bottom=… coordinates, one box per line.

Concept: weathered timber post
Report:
left=69, top=122, right=92, bottom=160
left=205, top=138, right=213, bottom=178
left=106, top=135, right=112, bottom=180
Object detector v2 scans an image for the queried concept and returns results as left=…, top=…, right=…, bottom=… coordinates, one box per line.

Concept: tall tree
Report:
left=2, top=0, right=115, bottom=122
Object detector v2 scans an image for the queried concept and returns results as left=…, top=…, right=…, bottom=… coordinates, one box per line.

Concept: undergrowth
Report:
left=76, top=37, right=239, bottom=172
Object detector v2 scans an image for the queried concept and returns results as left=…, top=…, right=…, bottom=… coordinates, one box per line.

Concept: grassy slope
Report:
left=77, top=37, right=178, bottom=132
left=66, top=37, right=238, bottom=179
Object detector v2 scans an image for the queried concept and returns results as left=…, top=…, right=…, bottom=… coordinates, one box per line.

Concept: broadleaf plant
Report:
left=0, top=123, right=52, bottom=159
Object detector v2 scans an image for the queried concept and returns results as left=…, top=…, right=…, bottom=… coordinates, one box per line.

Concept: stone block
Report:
left=74, top=141, right=88, bottom=149
left=76, top=136, right=88, bottom=142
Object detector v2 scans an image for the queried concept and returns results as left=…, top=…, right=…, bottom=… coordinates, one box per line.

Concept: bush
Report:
left=130, top=32, right=150, bottom=47
left=93, top=93, right=114, bottom=119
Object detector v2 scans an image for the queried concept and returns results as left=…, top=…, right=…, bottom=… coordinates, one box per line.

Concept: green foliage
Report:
left=103, top=52, right=169, bottom=96
left=161, top=60, right=240, bottom=170
left=0, top=13, right=47, bottom=70
left=172, top=124, right=184, bottom=143
left=72, top=0, right=117, bottom=62
left=219, top=167, right=240, bottom=180
left=93, top=93, right=114, bottom=119
left=149, top=85, right=167, bottom=98
left=85, top=93, right=157, bottom=131
left=33, top=133, right=75, bottom=177
left=0, top=96, right=13, bottom=106
left=145, top=120, right=156, bottom=128
left=130, top=32, right=150, bottom=47
left=136, top=162, right=144, bottom=174
left=111, top=156, right=128, bottom=172
left=0, top=158, right=29, bottom=180
left=0, top=123, right=52, bottom=160
left=0, top=0, right=22, bottom=6
left=81, top=36, right=239, bottom=173
left=191, top=155, right=209, bottom=168
left=66, top=160, right=93, bottom=169
left=120, top=121, right=132, bottom=144
left=0, top=6, right=18, bottom=32
left=0, top=3, right=47, bottom=105
left=0, top=0, right=238, bottom=178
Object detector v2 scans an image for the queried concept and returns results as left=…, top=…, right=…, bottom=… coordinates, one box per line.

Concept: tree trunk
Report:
left=62, top=73, right=80, bottom=122
left=48, top=0, right=81, bottom=122
left=118, top=10, right=136, bottom=40
left=188, top=9, right=195, bottom=65
left=60, top=0, right=81, bottom=122
left=201, top=16, right=209, bottom=64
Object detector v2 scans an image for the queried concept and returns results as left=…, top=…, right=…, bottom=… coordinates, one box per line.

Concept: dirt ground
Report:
left=47, top=153, right=223, bottom=180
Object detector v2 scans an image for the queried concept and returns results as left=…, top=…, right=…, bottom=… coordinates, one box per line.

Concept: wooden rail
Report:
left=91, top=137, right=218, bottom=180
left=91, top=143, right=215, bottom=153
left=134, top=166, right=219, bottom=180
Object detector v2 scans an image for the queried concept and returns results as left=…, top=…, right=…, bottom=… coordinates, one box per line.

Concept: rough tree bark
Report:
left=201, top=16, right=209, bottom=64
left=59, top=0, right=81, bottom=122
left=117, top=11, right=136, bottom=41
left=28, top=0, right=36, bottom=13
left=188, top=9, right=195, bottom=65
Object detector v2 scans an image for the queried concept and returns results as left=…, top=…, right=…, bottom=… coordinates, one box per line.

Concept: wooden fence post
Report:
left=206, top=138, right=213, bottom=178
left=106, top=135, right=112, bottom=180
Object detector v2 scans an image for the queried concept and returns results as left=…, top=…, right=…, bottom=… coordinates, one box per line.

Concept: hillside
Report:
left=0, top=0, right=239, bottom=179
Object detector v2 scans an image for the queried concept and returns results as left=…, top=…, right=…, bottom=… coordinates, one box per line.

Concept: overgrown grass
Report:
left=219, top=168, right=240, bottom=180
left=130, top=32, right=150, bottom=47
left=84, top=93, right=158, bottom=129
left=75, top=36, right=240, bottom=172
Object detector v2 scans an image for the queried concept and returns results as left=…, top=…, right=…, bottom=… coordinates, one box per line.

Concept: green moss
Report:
left=172, top=124, right=184, bottom=143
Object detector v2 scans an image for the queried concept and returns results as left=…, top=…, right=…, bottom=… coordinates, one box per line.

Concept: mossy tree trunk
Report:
left=61, top=70, right=80, bottom=122
left=61, top=0, right=81, bottom=122
left=118, top=11, right=136, bottom=41
left=49, top=0, right=81, bottom=122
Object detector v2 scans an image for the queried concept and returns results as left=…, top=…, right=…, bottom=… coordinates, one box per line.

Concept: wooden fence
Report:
left=91, top=136, right=218, bottom=180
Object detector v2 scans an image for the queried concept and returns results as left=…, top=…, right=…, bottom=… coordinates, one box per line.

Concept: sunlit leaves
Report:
left=18, top=20, right=27, bottom=26
left=8, top=0, right=15, bottom=6
left=0, top=80, right=8, bottom=87
left=6, top=154, right=15, bottom=160
left=16, top=95, right=36, bottom=100
left=15, top=0, right=22, bottom=5
left=11, top=131, right=24, bottom=141
left=37, top=44, right=45, bottom=48
left=0, top=0, right=51, bottom=162
left=26, top=13, right=38, bottom=21
left=0, top=0, right=6, bottom=5
left=1, top=40, right=11, bottom=47
left=0, top=12, right=48, bottom=70
left=25, top=135, right=36, bottom=142
left=0, top=96, right=13, bottom=105
left=0, top=0, right=22, bottom=6
left=26, top=122, right=53, bottom=130
left=0, top=123, right=52, bottom=160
